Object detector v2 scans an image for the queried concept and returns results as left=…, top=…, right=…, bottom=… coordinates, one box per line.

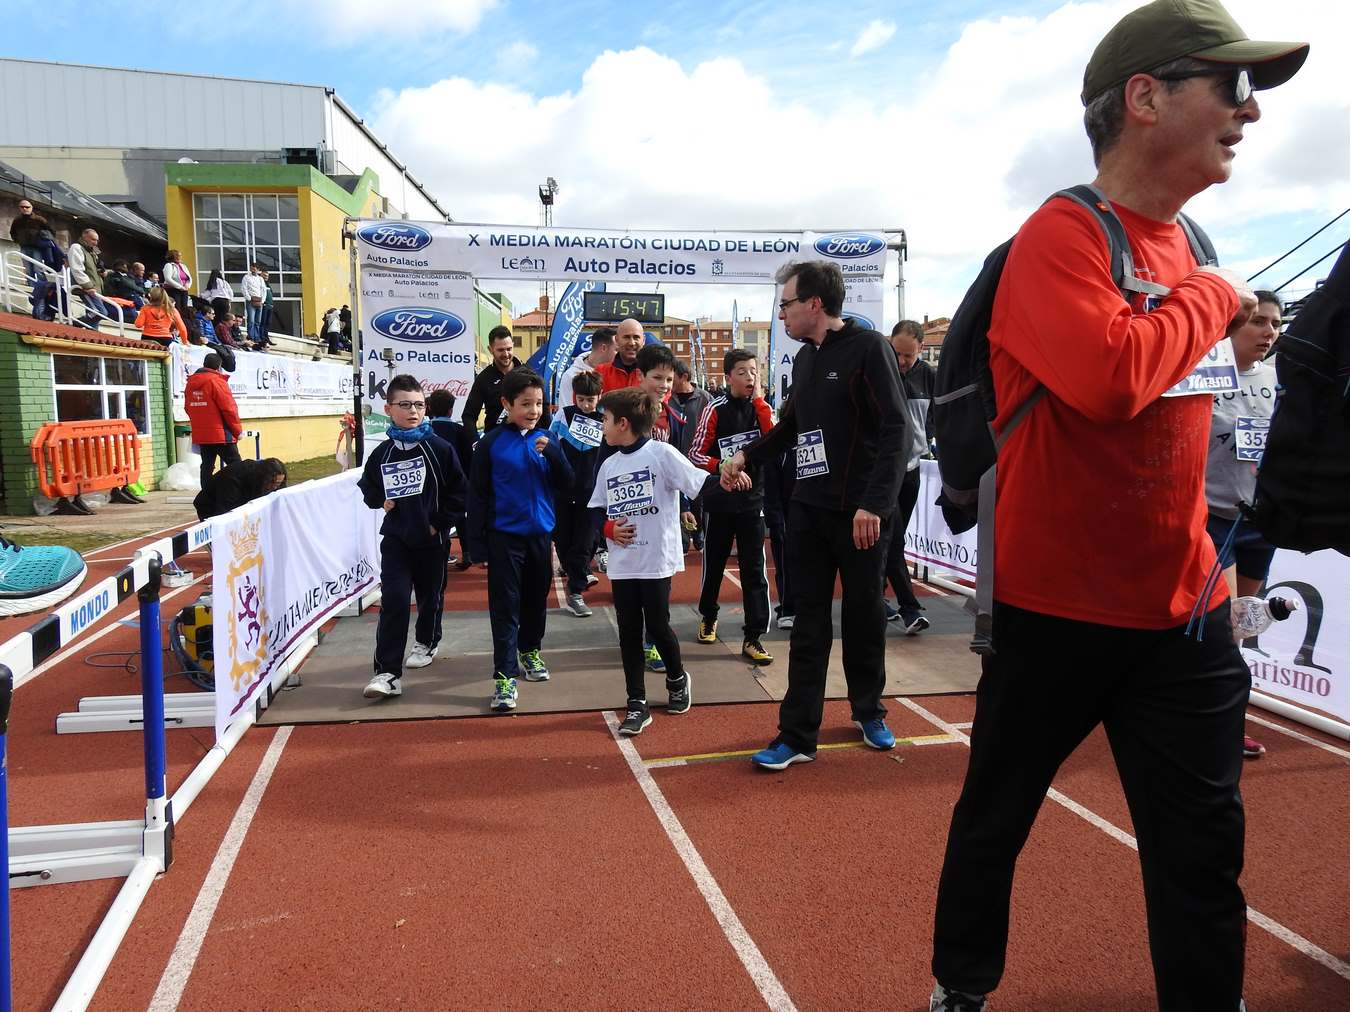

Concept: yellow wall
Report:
left=164, top=185, right=197, bottom=281
left=300, top=186, right=381, bottom=339
left=239, top=414, right=346, bottom=465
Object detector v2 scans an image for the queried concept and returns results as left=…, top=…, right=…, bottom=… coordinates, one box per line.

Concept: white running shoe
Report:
left=405, top=642, right=438, bottom=668
left=565, top=593, right=593, bottom=617
left=776, top=614, right=795, bottom=630
left=363, top=672, right=402, bottom=699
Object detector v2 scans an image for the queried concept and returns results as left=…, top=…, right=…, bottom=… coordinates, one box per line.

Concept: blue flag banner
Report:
left=525, top=345, right=548, bottom=373
left=542, top=280, right=604, bottom=388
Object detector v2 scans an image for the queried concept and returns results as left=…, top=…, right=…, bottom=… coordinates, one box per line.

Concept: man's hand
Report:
left=383, top=499, right=396, bottom=512
left=1195, top=265, right=1258, bottom=335
left=719, top=451, right=747, bottom=491
left=611, top=518, right=636, bottom=546
left=534, top=434, right=549, bottom=454
left=852, top=508, right=882, bottom=550
left=681, top=511, right=697, bottom=530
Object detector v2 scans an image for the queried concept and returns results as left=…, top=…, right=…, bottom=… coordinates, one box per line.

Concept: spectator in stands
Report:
left=203, top=269, right=233, bottom=323
left=67, top=229, right=122, bottom=328
left=104, top=260, right=146, bottom=312
left=9, top=199, right=43, bottom=275
left=193, top=457, right=287, bottom=521
left=131, top=262, right=149, bottom=295
left=340, top=304, right=352, bottom=342
left=162, top=249, right=193, bottom=316
left=134, top=285, right=187, bottom=346
left=214, top=311, right=241, bottom=348
left=185, top=351, right=244, bottom=490
left=323, top=306, right=343, bottom=353
left=10, top=201, right=64, bottom=320
left=259, top=269, right=275, bottom=336
left=196, top=304, right=217, bottom=343
left=242, top=263, right=267, bottom=341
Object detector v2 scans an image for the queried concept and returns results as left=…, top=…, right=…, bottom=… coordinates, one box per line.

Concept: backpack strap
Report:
left=1177, top=212, right=1219, bottom=267
left=1054, top=184, right=1171, bottom=298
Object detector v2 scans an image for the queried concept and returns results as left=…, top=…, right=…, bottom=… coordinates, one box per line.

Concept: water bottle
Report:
left=1231, top=596, right=1297, bottom=640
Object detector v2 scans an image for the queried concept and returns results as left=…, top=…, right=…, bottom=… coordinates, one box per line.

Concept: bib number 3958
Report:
left=381, top=458, right=426, bottom=499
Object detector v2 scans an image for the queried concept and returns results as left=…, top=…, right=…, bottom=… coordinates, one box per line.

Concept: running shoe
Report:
left=697, top=617, right=718, bottom=643
left=519, top=649, right=550, bottom=682
left=596, top=549, right=609, bottom=573
left=900, top=608, right=931, bottom=636
left=667, top=671, right=692, bottom=715
left=405, top=642, right=438, bottom=669
left=585, top=573, right=600, bottom=588
left=363, top=672, right=402, bottom=699
left=453, top=556, right=473, bottom=572
left=1243, top=735, right=1267, bottom=760
left=0, top=536, right=87, bottom=617
left=644, top=643, right=666, bottom=673
left=776, top=613, right=795, bottom=630
left=618, top=702, right=652, bottom=736
left=855, top=717, right=896, bottom=750
left=742, top=639, right=774, bottom=666
left=929, top=983, right=987, bottom=1011
left=565, top=593, right=593, bottom=618
left=491, top=675, right=518, bottom=712
left=751, top=741, right=815, bottom=770
left=884, top=600, right=902, bottom=622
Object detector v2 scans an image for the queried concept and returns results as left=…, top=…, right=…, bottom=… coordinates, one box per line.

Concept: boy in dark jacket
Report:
left=548, top=369, right=604, bottom=617
left=688, top=349, right=776, bottom=665
left=358, top=375, right=465, bottom=701
left=466, top=368, right=573, bottom=712
left=426, top=388, right=474, bottom=569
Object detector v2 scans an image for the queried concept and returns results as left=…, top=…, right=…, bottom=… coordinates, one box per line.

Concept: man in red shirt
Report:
left=185, top=352, right=244, bottom=491
left=596, top=317, right=645, bottom=392
left=928, top=4, right=1307, bottom=1012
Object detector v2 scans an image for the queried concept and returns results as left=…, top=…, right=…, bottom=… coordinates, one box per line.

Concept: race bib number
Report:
left=381, top=458, right=426, bottom=499
left=795, top=429, right=829, bottom=478
left=1234, top=416, right=1269, bottom=462
left=569, top=414, right=603, bottom=448
left=717, top=429, right=759, bottom=459
left=605, top=467, right=655, bottom=517
left=1163, top=339, right=1241, bottom=398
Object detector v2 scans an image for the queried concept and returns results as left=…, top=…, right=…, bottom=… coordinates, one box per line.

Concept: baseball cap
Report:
left=1082, top=0, right=1308, bottom=105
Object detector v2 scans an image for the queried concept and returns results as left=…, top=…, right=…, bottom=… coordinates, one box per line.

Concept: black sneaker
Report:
left=667, top=671, right=692, bottom=714
left=618, top=702, right=652, bottom=736
left=929, top=983, right=987, bottom=1011
left=901, top=608, right=931, bottom=636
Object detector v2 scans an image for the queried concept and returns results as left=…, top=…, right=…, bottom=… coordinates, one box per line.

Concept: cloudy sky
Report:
left=17, top=0, right=1350, bottom=330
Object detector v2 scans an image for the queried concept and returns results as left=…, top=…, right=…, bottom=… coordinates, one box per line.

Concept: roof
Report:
left=0, top=161, right=168, bottom=243
left=0, top=311, right=170, bottom=356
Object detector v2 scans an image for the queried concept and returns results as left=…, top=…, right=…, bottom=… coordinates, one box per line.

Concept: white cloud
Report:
left=850, top=19, right=896, bottom=58
left=370, top=1, right=1350, bottom=324
left=500, top=40, right=540, bottom=68
left=278, top=0, right=498, bottom=42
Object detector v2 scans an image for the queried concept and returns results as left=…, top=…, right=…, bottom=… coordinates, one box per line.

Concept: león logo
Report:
left=226, top=518, right=269, bottom=692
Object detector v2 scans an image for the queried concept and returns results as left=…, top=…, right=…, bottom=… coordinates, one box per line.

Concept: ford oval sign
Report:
left=848, top=312, right=876, bottom=330
left=371, top=308, right=466, bottom=343
left=357, top=222, right=433, bottom=252
left=814, top=233, right=886, bottom=260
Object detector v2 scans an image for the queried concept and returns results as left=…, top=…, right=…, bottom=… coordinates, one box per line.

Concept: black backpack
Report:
left=932, top=184, right=1217, bottom=653
left=1250, top=243, right=1350, bottom=556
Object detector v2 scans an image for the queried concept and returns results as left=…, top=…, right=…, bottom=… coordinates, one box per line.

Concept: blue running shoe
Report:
left=490, top=675, right=518, bottom=712
left=855, top=718, right=896, bottom=750
left=751, top=741, right=815, bottom=770
left=644, top=642, right=666, bottom=673
left=519, top=648, right=550, bottom=682
left=0, top=536, right=87, bottom=617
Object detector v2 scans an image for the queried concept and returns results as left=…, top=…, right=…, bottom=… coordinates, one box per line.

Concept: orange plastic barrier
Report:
left=30, top=420, right=142, bottom=505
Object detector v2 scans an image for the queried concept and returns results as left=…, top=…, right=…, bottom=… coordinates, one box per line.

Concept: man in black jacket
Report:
left=724, top=260, right=909, bottom=769
left=461, top=326, right=544, bottom=439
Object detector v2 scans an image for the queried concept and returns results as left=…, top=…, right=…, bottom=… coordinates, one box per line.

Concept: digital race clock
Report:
left=583, top=291, right=666, bottom=324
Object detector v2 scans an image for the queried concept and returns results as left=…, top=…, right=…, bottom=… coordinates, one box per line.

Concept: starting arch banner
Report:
left=352, top=221, right=895, bottom=404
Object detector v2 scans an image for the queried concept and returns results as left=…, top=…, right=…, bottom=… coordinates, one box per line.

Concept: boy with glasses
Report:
left=358, top=375, right=466, bottom=701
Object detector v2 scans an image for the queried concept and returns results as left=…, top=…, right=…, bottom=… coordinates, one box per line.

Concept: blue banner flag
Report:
left=525, top=345, right=548, bottom=373
left=542, top=280, right=604, bottom=388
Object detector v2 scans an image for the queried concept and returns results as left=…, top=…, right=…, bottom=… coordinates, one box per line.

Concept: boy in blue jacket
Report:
left=357, top=374, right=465, bottom=701
left=548, top=369, right=604, bottom=617
left=466, top=368, right=573, bottom=712
left=426, top=387, right=474, bottom=569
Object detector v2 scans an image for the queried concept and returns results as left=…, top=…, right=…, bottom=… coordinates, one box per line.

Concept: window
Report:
left=193, top=191, right=302, bottom=335
left=52, top=354, right=151, bottom=434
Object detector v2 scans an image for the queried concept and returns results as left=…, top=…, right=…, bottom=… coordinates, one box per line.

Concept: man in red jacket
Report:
left=185, top=352, right=244, bottom=491
left=595, top=318, right=645, bottom=392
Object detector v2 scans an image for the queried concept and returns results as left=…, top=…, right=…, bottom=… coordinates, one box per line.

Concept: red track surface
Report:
left=8, top=529, right=1350, bottom=1010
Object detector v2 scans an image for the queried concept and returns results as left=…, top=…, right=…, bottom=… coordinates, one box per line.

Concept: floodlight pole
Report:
left=889, top=230, right=909, bottom=323
left=345, top=218, right=364, bottom=465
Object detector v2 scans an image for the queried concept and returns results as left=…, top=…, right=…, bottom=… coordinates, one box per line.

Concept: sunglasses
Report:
left=778, top=296, right=811, bottom=312
left=1152, top=66, right=1253, bottom=107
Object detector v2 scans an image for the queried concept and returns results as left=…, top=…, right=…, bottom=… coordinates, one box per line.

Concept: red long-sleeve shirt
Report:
left=989, top=198, right=1239, bottom=629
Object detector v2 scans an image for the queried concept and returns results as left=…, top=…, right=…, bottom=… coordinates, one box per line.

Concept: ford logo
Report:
left=357, top=222, right=433, bottom=251
left=371, top=308, right=466, bottom=343
left=814, top=233, right=886, bottom=260
left=848, top=312, right=876, bottom=330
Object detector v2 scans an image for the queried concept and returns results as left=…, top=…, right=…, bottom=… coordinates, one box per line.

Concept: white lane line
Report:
left=1245, top=713, right=1350, bottom=762
left=896, top=696, right=1350, bottom=984
left=604, top=711, right=796, bottom=1011
left=148, top=726, right=294, bottom=1011
left=15, top=574, right=208, bottom=691
left=952, top=721, right=974, bottom=730
left=915, top=579, right=953, bottom=598
left=83, top=521, right=194, bottom=559
left=550, top=546, right=567, bottom=610
left=602, top=605, right=622, bottom=642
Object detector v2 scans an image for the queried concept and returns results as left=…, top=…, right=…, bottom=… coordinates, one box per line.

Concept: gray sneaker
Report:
left=929, top=983, right=987, bottom=1011
left=565, top=593, right=593, bottom=617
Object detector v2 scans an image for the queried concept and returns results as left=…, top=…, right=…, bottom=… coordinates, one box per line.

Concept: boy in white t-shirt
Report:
left=589, top=387, right=745, bottom=735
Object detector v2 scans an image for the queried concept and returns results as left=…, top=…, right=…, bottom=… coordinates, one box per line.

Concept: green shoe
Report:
left=644, top=643, right=666, bottom=674
left=519, top=649, right=550, bottom=682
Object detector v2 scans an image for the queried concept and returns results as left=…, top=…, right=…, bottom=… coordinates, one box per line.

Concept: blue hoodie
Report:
left=465, top=424, right=573, bottom=561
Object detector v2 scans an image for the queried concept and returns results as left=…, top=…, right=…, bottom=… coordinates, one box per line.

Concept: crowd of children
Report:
left=357, top=329, right=818, bottom=734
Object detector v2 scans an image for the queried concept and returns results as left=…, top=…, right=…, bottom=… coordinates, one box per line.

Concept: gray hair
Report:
left=1084, top=57, right=1208, bottom=166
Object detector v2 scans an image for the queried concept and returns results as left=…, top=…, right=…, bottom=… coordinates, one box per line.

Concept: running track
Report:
left=8, top=524, right=1350, bottom=1010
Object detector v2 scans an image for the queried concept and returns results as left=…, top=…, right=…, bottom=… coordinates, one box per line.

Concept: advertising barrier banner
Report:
left=210, top=470, right=381, bottom=740
left=171, top=344, right=354, bottom=403
left=904, top=460, right=978, bottom=582
left=356, top=269, right=478, bottom=403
